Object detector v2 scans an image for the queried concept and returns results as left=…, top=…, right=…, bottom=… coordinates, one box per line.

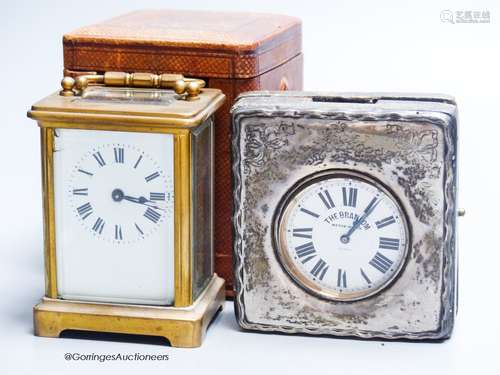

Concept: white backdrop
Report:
left=2, top=0, right=499, bottom=374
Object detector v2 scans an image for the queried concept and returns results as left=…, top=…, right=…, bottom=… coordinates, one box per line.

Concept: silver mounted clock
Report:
left=232, top=92, right=459, bottom=340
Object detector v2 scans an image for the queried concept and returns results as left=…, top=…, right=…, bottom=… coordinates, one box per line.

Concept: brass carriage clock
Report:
left=28, top=72, right=225, bottom=347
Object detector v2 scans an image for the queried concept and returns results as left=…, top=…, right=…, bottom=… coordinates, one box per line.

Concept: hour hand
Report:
left=112, top=189, right=165, bottom=211
left=122, top=195, right=140, bottom=203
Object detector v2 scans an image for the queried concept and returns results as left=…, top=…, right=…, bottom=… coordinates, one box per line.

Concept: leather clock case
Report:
left=62, top=10, right=304, bottom=297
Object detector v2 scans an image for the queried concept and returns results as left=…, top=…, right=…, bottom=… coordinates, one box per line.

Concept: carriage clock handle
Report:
left=60, top=71, right=205, bottom=101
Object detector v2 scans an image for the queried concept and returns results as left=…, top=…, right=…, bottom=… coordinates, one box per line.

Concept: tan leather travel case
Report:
left=63, top=10, right=304, bottom=296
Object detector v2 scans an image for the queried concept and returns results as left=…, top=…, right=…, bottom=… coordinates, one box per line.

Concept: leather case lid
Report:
left=63, top=10, right=302, bottom=79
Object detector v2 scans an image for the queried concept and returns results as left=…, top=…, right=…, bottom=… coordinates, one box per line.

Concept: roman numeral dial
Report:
left=278, top=172, right=409, bottom=302
left=68, top=143, right=173, bottom=244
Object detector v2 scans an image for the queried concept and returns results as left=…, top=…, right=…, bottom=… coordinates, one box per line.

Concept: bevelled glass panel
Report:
left=191, top=119, right=214, bottom=300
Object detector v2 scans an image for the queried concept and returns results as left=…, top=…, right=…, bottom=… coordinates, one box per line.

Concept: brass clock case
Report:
left=28, top=73, right=226, bottom=347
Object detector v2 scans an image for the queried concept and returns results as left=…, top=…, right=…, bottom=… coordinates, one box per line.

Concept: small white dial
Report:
left=69, top=144, right=173, bottom=244
left=53, top=129, right=175, bottom=305
left=276, top=171, right=409, bottom=301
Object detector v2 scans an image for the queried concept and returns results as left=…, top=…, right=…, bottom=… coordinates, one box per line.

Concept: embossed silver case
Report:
left=231, top=92, right=458, bottom=340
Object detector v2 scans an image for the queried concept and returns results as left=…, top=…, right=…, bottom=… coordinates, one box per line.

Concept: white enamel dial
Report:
left=276, top=171, right=409, bottom=301
left=68, top=143, right=173, bottom=244
left=53, top=129, right=175, bottom=306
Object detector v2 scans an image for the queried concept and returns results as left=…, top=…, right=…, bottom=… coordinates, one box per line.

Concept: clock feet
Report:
left=33, top=310, right=62, bottom=338
left=33, top=276, right=225, bottom=348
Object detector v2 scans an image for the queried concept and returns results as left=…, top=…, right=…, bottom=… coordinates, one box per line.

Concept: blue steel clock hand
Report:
left=340, top=198, right=380, bottom=244
left=123, top=195, right=165, bottom=211
left=136, top=196, right=167, bottom=211
left=111, top=189, right=165, bottom=211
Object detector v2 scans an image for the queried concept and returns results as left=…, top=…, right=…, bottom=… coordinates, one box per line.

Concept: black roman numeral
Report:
left=150, top=192, right=165, bottom=201
left=379, top=237, right=400, bottom=250
left=318, top=189, right=335, bottom=209
left=92, top=217, right=105, bottom=234
left=310, top=259, right=329, bottom=280
left=72, top=188, right=88, bottom=196
left=93, top=152, right=106, bottom=167
left=375, top=216, right=396, bottom=229
left=295, top=242, right=317, bottom=263
left=115, top=224, right=123, bottom=240
left=369, top=252, right=394, bottom=273
left=337, top=269, right=347, bottom=288
left=342, top=187, right=358, bottom=207
left=360, top=268, right=372, bottom=284
left=145, top=171, right=160, bottom=182
left=77, top=202, right=93, bottom=219
left=114, top=147, right=124, bottom=163
left=135, top=223, right=144, bottom=235
left=292, top=228, right=313, bottom=239
left=134, top=154, right=143, bottom=169
left=144, top=207, right=161, bottom=223
left=77, top=169, right=93, bottom=177
left=300, top=207, right=320, bottom=218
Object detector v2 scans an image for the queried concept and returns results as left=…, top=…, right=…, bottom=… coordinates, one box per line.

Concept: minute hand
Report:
left=123, top=195, right=165, bottom=211
left=341, top=198, right=380, bottom=242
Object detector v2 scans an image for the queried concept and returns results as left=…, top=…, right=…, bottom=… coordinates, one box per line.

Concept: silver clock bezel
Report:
left=273, top=169, right=411, bottom=302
